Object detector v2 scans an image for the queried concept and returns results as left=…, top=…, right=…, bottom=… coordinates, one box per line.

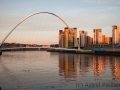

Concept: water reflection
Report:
left=92, top=56, right=105, bottom=78
left=58, top=53, right=77, bottom=78
left=79, top=55, right=90, bottom=77
left=58, top=53, right=120, bottom=81
left=112, top=57, right=120, bottom=81
left=0, top=51, right=120, bottom=90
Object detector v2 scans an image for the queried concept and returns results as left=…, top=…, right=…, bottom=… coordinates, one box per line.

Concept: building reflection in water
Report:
left=79, top=54, right=90, bottom=77
left=92, top=56, right=105, bottom=77
left=112, top=57, right=120, bottom=81
left=58, top=53, right=77, bottom=78
left=58, top=53, right=120, bottom=81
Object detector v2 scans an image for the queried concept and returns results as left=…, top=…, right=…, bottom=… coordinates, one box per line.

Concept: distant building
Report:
left=1, top=42, right=9, bottom=48
left=58, top=27, right=78, bottom=48
left=105, top=37, right=110, bottom=44
left=77, top=38, right=79, bottom=46
left=112, top=25, right=120, bottom=44
left=68, top=28, right=74, bottom=47
left=11, top=43, right=16, bottom=47
left=86, top=36, right=93, bottom=45
left=64, top=27, right=69, bottom=48
left=59, top=30, right=64, bottom=47
left=102, top=35, right=106, bottom=44
left=109, top=37, right=112, bottom=44
left=102, top=35, right=112, bottom=45
left=50, top=44, right=58, bottom=47
left=68, top=27, right=78, bottom=47
left=73, top=28, right=77, bottom=47
left=79, top=31, right=88, bottom=47
left=93, top=28, right=102, bottom=44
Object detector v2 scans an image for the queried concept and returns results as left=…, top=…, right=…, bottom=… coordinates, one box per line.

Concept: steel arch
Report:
left=0, top=12, right=80, bottom=49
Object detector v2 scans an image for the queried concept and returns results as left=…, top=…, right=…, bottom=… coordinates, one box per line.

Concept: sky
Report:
left=0, top=0, right=120, bottom=44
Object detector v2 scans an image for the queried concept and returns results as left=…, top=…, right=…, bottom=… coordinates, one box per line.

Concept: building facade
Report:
left=59, top=27, right=78, bottom=48
left=73, top=28, right=77, bottom=47
left=79, top=31, right=88, bottom=47
left=86, top=36, right=93, bottom=45
left=93, top=28, right=102, bottom=44
left=65, top=27, right=69, bottom=48
left=112, top=25, right=120, bottom=44
left=59, top=30, right=64, bottom=47
left=68, top=28, right=74, bottom=47
left=105, top=37, right=110, bottom=44
left=102, top=35, right=106, bottom=44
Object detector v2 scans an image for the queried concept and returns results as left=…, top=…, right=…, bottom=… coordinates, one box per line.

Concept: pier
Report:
left=47, top=48, right=94, bottom=54
left=47, top=48, right=120, bottom=56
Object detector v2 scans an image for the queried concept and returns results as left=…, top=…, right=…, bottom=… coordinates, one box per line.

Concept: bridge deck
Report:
left=1, top=47, right=49, bottom=51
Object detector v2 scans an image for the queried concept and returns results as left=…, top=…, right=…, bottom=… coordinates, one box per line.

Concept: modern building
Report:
left=93, top=28, right=102, bottom=44
left=105, top=37, right=110, bottom=44
left=86, top=36, right=93, bottom=45
left=102, top=35, right=112, bottom=44
left=68, top=28, right=78, bottom=48
left=64, top=27, right=69, bottom=48
left=77, top=38, right=79, bottom=45
left=73, top=28, right=77, bottom=47
left=58, top=27, right=78, bottom=48
left=59, top=30, right=64, bottom=47
left=79, top=31, right=88, bottom=47
left=68, top=28, right=74, bottom=47
left=102, top=35, right=106, bottom=44
left=105, top=37, right=109, bottom=44
left=109, top=37, right=112, bottom=44
left=112, top=25, right=120, bottom=44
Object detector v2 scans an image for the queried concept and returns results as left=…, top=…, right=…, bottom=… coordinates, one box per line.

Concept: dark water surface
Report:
left=0, top=51, right=120, bottom=90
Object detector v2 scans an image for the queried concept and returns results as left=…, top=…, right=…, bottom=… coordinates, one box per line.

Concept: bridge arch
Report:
left=0, top=12, right=80, bottom=49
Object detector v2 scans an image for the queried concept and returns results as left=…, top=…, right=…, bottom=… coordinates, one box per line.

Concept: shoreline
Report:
left=47, top=48, right=120, bottom=56
left=1, top=48, right=120, bottom=56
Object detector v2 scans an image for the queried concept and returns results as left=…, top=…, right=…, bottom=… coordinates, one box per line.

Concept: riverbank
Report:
left=47, top=48, right=120, bottom=56
left=1, top=47, right=120, bottom=56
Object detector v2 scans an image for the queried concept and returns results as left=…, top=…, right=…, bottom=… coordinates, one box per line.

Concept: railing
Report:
left=1, top=47, right=48, bottom=50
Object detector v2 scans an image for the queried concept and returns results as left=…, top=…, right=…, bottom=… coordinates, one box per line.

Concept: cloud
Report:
left=97, top=0, right=120, bottom=4
left=98, top=0, right=101, bottom=4
left=82, top=0, right=120, bottom=5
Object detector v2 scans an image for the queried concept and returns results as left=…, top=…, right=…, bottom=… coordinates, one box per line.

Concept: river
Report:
left=0, top=51, right=120, bottom=90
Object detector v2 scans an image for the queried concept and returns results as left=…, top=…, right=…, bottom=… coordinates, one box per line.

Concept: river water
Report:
left=0, top=51, right=120, bottom=90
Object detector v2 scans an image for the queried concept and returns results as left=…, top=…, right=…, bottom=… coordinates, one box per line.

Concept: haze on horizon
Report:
left=0, top=0, right=120, bottom=45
